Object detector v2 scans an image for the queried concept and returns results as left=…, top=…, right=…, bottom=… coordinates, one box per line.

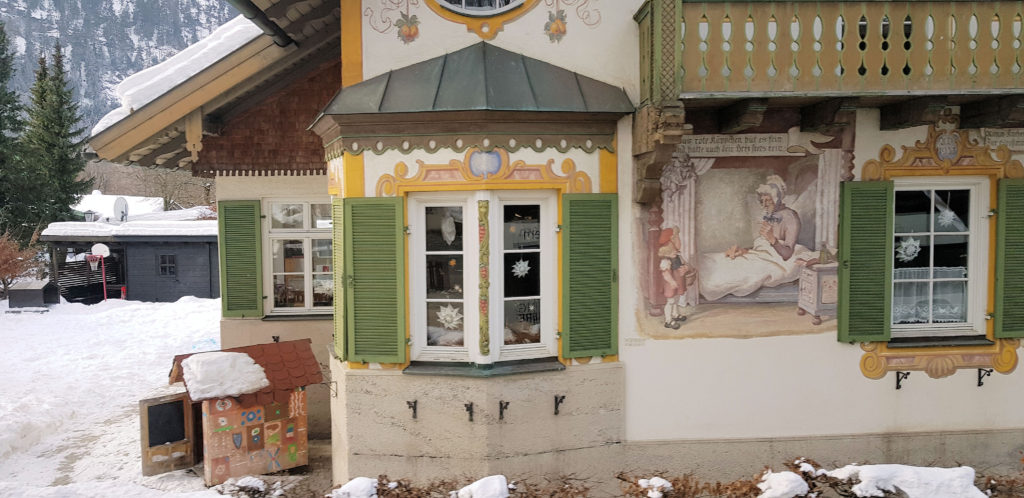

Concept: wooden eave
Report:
left=89, top=0, right=340, bottom=169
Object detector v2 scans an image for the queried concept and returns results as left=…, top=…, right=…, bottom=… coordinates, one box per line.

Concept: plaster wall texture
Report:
left=215, top=174, right=328, bottom=201
left=852, top=108, right=931, bottom=181
left=360, top=1, right=643, bottom=103
left=361, top=146, right=605, bottom=197
left=221, top=318, right=333, bottom=438
left=329, top=356, right=624, bottom=486
left=618, top=112, right=1024, bottom=443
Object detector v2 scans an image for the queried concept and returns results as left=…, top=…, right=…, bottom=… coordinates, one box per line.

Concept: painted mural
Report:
left=636, top=129, right=849, bottom=339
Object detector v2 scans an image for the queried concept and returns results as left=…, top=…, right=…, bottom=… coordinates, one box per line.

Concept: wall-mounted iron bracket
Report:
left=465, top=402, right=474, bottom=422
left=896, top=371, right=910, bottom=390
left=407, top=400, right=418, bottom=419
left=978, top=368, right=994, bottom=387
left=554, top=395, right=566, bottom=415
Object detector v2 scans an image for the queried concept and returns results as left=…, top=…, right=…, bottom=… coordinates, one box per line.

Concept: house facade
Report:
left=91, top=0, right=1024, bottom=490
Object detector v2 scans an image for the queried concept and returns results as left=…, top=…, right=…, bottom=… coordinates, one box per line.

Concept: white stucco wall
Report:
left=619, top=110, right=1024, bottom=442
left=216, top=174, right=329, bottom=201
left=360, top=0, right=643, bottom=103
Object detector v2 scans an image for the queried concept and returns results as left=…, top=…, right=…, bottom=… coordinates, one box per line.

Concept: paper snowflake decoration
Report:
left=896, top=236, right=921, bottom=263
left=937, top=208, right=957, bottom=228
left=436, top=304, right=464, bottom=330
left=511, top=259, right=531, bottom=278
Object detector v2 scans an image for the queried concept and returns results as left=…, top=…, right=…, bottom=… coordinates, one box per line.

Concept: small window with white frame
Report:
left=264, top=200, right=333, bottom=313
left=891, top=176, right=989, bottom=338
left=409, top=190, right=556, bottom=363
left=439, top=0, right=525, bottom=16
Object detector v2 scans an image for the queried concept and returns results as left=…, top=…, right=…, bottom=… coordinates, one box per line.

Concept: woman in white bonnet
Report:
left=753, top=174, right=801, bottom=261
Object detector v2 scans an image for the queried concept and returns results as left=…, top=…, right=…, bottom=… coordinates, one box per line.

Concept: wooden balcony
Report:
left=637, top=1, right=1024, bottom=106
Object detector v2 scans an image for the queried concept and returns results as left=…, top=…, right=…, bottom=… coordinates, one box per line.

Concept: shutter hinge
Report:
left=556, top=330, right=562, bottom=338
left=612, top=269, right=618, bottom=283
left=986, top=313, right=994, bottom=320
left=345, top=274, right=355, bottom=288
left=988, top=209, right=997, bottom=217
left=404, top=225, right=411, bottom=234
left=555, top=225, right=562, bottom=233
left=260, top=215, right=267, bottom=219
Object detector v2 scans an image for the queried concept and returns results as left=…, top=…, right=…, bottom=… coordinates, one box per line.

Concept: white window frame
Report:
left=409, top=190, right=557, bottom=363
left=891, top=176, right=989, bottom=338
left=437, top=0, right=525, bottom=17
left=262, top=198, right=333, bottom=315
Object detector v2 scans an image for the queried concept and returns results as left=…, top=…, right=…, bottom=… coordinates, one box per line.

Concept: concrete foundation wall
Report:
left=221, top=318, right=333, bottom=438
left=330, top=357, right=624, bottom=486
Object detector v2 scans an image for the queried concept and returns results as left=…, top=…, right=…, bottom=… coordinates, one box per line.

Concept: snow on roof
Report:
left=73, top=190, right=164, bottom=221
left=41, top=220, right=217, bottom=238
left=130, top=205, right=216, bottom=221
left=181, top=352, right=270, bottom=402
left=91, top=16, right=263, bottom=136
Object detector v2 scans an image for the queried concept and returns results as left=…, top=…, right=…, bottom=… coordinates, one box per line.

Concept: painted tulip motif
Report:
left=396, top=12, right=420, bottom=44
left=545, top=9, right=567, bottom=42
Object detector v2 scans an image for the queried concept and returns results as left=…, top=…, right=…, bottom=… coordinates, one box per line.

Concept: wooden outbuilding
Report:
left=7, top=280, right=60, bottom=309
left=139, top=339, right=322, bottom=485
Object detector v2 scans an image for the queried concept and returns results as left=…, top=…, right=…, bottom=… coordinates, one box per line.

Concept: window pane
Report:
left=271, top=203, right=304, bottom=229
left=933, top=281, right=967, bottom=323
left=504, top=205, right=540, bottom=250
left=504, top=299, right=540, bottom=345
left=932, top=189, right=969, bottom=232
left=427, top=302, right=465, bottom=346
left=504, top=252, right=540, bottom=297
left=933, top=235, right=968, bottom=278
left=313, top=275, right=333, bottom=307
left=893, top=235, right=930, bottom=279
left=272, top=240, right=305, bottom=273
left=893, top=281, right=930, bottom=324
left=894, top=190, right=931, bottom=233
left=426, top=255, right=463, bottom=299
left=312, top=239, right=332, bottom=273
left=273, top=275, right=305, bottom=308
left=425, top=206, right=462, bottom=252
left=312, top=204, right=333, bottom=229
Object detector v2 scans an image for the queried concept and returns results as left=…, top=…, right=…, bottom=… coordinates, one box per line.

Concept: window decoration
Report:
left=365, top=0, right=423, bottom=43
left=376, top=148, right=592, bottom=196
left=849, top=112, right=1024, bottom=379
left=423, top=0, right=539, bottom=40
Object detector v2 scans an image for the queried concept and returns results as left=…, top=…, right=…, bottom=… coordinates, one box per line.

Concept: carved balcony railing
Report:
left=637, top=1, right=1024, bottom=106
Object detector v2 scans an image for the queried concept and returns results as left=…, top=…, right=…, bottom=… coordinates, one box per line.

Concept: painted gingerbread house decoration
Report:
left=168, top=339, right=323, bottom=485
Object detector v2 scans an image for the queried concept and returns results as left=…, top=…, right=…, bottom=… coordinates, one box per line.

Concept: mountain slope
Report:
left=0, top=0, right=237, bottom=131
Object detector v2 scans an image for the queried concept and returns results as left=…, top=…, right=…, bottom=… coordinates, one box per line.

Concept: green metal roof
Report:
left=321, top=42, right=634, bottom=115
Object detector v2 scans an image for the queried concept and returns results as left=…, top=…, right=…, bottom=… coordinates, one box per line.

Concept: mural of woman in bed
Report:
left=726, top=175, right=802, bottom=261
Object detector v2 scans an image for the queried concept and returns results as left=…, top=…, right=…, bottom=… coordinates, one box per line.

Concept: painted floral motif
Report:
left=544, top=9, right=567, bottom=42
left=436, top=304, right=464, bottom=330
left=896, top=236, right=921, bottom=263
left=511, top=258, right=531, bottom=278
left=396, top=12, right=420, bottom=44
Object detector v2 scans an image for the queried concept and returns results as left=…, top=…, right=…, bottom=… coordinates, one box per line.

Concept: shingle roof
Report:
left=170, top=339, right=323, bottom=407
left=320, top=42, right=634, bottom=116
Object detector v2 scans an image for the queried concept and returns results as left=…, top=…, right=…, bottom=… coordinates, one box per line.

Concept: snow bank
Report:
left=456, top=475, right=510, bottom=498
left=638, top=477, right=673, bottom=498
left=181, top=352, right=269, bottom=401
left=331, top=477, right=378, bottom=498
left=0, top=297, right=220, bottom=491
left=756, top=470, right=809, bottom=498
left=91, top=16, right=262, bottom=136
left=827, top=464, right=985, bottom=498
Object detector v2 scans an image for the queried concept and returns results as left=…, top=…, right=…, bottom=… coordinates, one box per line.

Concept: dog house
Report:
left=139, top=339, right=323, bottom=485
left=7, top=280, right=60, bottom=309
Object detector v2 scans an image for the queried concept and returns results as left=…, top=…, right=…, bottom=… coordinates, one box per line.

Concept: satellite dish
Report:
left=114, top=197, right=129, bottom=222
left=91, top=243, right=111, bottom=258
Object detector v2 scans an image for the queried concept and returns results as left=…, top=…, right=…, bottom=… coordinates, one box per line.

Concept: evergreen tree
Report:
left=21, top=41, right=91, bottom=231
left=0, top=22, right=27, bottom=242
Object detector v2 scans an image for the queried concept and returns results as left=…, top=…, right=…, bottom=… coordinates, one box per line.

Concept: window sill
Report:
left=261, top=314, right=333, bottom=321
left=888, top=336, right=994, bottom=348
left=403, top=357, right=565, bottom=378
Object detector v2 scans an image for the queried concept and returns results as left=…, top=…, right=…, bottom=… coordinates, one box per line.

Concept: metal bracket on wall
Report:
left=326, top=381, right=338, bottom=398
left=895, top=371, right=910, bottom=390
left=554, top=395, right=566, bottom=415
left=978, top=368, right=994, bottom=387
left=465, top=402, right=474, bottom=422
left=499, top=400, right=510, bottom=420
left=407, top=400, right=418, bottom=419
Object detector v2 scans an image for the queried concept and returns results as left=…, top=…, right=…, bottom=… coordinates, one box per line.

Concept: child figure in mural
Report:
left=726, top=174, right=802, bottom=261
left=658, top=227, right=697, bottom=329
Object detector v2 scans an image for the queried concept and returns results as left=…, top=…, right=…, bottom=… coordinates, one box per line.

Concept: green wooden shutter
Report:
left=344, top=197, right=406, bottom=363
left=838, top=181, right=893, bottom=342
left=562, top=193, right=618, bottom=358
left=218, top=200, right=263, bottom=318
left=995, top=178, right=1024, bottom=338
left=332, top=198, right=346, bottom=360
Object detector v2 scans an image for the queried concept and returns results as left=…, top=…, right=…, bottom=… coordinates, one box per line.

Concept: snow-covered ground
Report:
left=0, top=297, right=223, bottom=497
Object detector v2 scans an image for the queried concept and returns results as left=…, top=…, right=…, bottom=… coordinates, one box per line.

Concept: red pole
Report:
left=100, top=256, right=108, bottom=301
